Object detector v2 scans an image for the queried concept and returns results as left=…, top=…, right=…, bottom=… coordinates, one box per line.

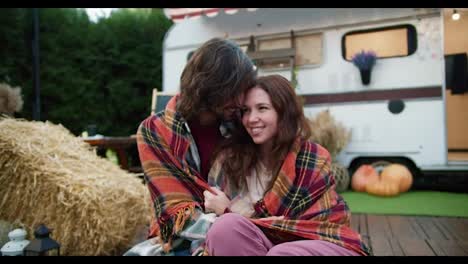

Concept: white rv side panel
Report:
left=304, top=99, right=446, bottom=167
left=280, top=16, right=443, bottom=94
left=162, top=8, right=447, bottom=170
left=163, top=8, right=439, bottom=92
left=164, top=8, right=436, bottom=50
left=163, top=48, right=193, bottom=93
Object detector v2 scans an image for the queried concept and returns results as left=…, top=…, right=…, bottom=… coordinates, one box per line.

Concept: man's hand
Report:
left=203, top=187, right=231, bottom=216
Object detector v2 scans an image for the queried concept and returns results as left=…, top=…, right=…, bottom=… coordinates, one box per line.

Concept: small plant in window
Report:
left=351, top=50, right=377, bottom=85
left=351, top=50, right=377, bottom=71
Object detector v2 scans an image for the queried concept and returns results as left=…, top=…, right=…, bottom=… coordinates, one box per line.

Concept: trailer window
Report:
left=342, top=24, right=417, bottom=60
left=256, top=37, right=291, bottom=69
left=295, top=33, right=322, bottom=66
left=255, top=33, right=323, bottom=69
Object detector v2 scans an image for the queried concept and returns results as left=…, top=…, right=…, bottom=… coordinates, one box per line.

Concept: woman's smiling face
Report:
left=241, top=86, right=278, bottom=148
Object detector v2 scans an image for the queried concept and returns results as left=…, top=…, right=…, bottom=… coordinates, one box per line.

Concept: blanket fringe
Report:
left=157, top=203, right=196, bottom=253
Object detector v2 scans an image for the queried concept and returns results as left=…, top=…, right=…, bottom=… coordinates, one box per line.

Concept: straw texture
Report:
left=0, top=117, right=151, bottom=255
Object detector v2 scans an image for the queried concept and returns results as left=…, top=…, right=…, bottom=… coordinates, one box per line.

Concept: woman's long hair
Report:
left=218, top=75, right=311, bottom=193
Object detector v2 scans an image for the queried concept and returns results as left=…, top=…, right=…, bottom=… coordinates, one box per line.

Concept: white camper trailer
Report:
left=162, top=8, right=468, bottom=190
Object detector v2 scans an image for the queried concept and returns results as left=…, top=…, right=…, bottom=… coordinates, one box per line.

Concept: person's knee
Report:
left=266, top=244, right=292, bottom=256
left=206, top=213, right=272, bottom=256
left=267, top=240, right=359, bottom=256
left=206, top=213, right=247, bottom=243
left=267, top=242, right=324, bottom=256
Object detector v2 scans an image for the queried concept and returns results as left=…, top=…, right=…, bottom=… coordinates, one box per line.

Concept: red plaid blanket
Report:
left=138, top=95, right=369, bottom=255
left=247, top=139, right=370, bottom=255
left=137, top=94, right=214, bottom=252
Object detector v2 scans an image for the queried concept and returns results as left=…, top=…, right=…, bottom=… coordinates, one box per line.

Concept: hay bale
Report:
left=0, top=118, right=151, bottom=255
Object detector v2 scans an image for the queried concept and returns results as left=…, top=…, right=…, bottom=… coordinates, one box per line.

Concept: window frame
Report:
left=245, top=32, right=324, bottom=71
left=341, top=24, right=418, bottom=61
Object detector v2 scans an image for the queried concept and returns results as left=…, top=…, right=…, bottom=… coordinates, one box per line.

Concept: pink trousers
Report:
left=205, top=213, right=361, bottom=256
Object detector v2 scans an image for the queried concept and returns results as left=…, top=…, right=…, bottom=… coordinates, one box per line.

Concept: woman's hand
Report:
left=203, top=187, right=231, bottom=216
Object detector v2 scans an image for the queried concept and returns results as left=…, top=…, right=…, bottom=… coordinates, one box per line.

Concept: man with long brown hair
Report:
left=130, top=38, right=256, bottom=256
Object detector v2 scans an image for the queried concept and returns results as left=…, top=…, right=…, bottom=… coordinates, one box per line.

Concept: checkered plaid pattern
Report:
left=209, top=139, right=371, bottom=256
left=138, top=94, right=370, bottom=256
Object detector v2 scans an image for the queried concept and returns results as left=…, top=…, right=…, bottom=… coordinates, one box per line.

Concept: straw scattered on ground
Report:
left=0, top=117, right=151, bottom=255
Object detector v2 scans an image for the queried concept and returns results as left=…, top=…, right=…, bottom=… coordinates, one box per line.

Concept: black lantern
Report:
left=24, top=224, right=60, bottom=256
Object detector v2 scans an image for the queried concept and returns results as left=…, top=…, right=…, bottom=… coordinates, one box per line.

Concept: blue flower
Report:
left=351, top=50, right=377, bottom=71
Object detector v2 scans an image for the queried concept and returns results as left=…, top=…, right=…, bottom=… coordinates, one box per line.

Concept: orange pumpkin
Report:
left=381, top=164, right=413, bottom=193
left=351, top=165, right=379, bottom=192
left=365, top=179, right=400, bottom=197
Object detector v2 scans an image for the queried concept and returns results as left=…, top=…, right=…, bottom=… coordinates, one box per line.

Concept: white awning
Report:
left=164, top=8, right=259, bottom=23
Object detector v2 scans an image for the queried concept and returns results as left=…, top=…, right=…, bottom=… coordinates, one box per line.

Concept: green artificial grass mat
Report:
left=340, top=191, right=468, bottom=217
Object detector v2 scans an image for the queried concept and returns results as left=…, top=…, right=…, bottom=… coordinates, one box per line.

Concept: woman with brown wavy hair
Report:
left=203, top=74, right=370, bottom=256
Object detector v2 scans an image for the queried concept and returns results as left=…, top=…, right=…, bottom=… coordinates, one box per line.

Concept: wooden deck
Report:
left=352, top=213, right=468, bottom=256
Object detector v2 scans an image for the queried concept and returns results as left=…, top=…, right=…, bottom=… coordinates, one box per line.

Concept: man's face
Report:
left=216, top=93, right=245, bottom=121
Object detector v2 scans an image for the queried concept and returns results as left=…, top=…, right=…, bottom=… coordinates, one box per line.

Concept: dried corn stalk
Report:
left=307, top=109, right=351, bottom=160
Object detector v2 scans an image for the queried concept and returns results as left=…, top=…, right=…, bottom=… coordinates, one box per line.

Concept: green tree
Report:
left=0, top=8, right=172, bottom=137
left=87, top=8, right=172, bottom=136
left=0, top=8, right=31, bottom=117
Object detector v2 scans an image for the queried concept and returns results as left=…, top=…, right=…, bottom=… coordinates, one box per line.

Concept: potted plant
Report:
left=351, top=50, right=377, bottom=85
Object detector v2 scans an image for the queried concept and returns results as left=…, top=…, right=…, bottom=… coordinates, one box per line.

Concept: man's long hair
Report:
left=218, top=75, right=311, bottom=193
left=178, top=38, right=256, bottom=120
